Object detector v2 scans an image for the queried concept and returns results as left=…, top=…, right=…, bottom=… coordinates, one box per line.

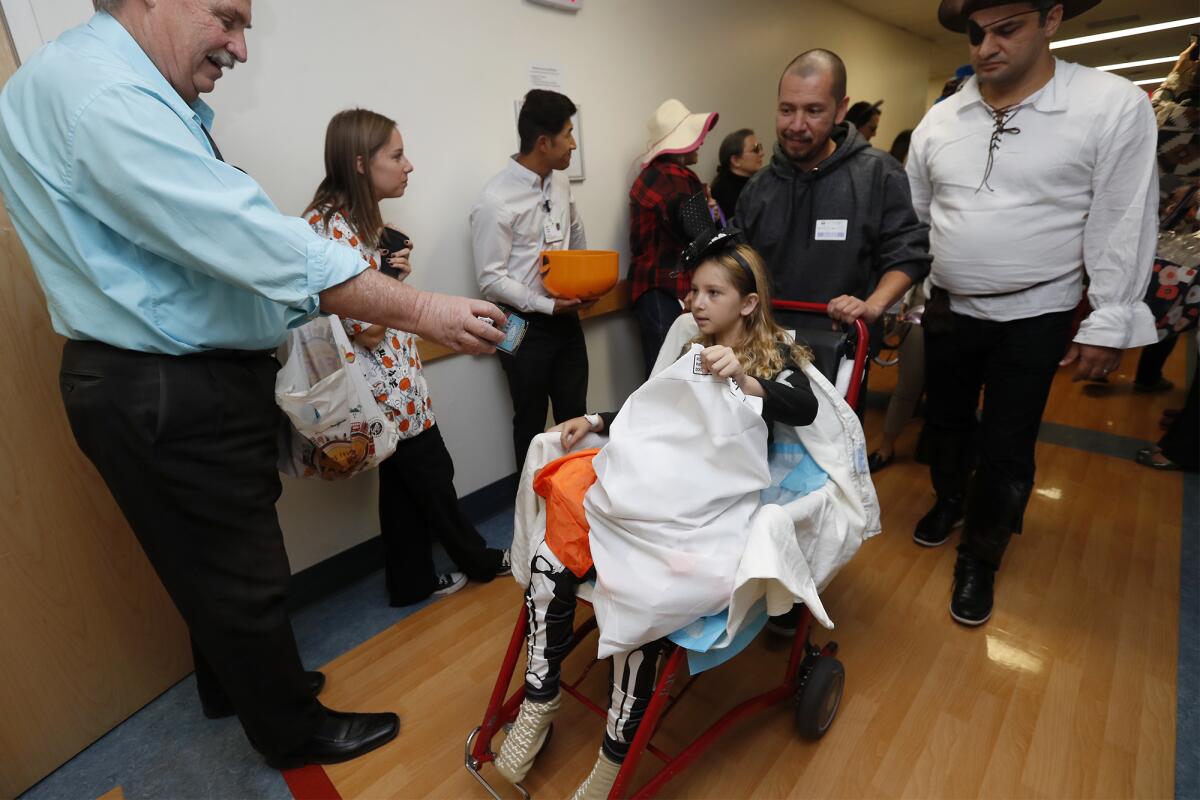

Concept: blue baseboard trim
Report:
left=288, top=536, right=383, bottom=612
left=458, top=471, right=520, bottom=523
left=287, top=471, right=518, bottom=612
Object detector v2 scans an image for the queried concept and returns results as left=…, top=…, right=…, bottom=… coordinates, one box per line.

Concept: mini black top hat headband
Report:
left=677, top=190, right=754, bottom=282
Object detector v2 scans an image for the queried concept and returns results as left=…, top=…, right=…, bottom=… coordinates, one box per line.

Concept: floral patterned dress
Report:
left=307, top=208, right=434, bottom=439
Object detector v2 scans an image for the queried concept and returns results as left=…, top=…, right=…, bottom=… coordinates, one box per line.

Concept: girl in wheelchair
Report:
left=494, top=240, right=819, bottom=799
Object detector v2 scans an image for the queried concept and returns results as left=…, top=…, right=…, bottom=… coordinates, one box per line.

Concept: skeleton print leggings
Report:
left=523, top=539, right=666, bottom=762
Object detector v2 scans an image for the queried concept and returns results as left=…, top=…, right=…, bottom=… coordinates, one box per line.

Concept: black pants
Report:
left=379, top=424, right=502, bottom=604
left=1160, top=366, right=1198, bottom=470
left=1136, top=333, right=1179, bottom=386
left=522, top=540, right=664, bottom=762
left=633, top=289, right=683, bottom=379
left=498, top=312, right=588, bottom=473
left=59, top=340, right=322, bottom=758
left=924, top=309, right=1073, bottom=520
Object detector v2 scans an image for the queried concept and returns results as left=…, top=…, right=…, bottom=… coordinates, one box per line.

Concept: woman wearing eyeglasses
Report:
left=710, top=128, right=765, bottom=220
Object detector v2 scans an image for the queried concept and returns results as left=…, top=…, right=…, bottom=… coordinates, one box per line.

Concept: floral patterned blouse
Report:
left=1151, top=65, right=1199, bottom=234
left=306, top=208, right=434, bottom=439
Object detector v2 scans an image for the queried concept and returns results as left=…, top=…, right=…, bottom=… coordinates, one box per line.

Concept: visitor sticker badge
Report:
left=815, top=219, right=849, bottom=241
left=543, top=218, right=564, bottom=245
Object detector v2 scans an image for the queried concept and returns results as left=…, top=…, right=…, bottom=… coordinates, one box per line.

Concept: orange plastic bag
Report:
left=533, top=448, right=601, bottom=577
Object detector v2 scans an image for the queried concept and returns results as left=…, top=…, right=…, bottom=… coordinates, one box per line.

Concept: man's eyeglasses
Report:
left=967, top=8, right=1040, bottom=46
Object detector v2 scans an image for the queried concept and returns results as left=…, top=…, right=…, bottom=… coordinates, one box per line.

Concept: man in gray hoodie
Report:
left=736, top=49, right=931, bottom=331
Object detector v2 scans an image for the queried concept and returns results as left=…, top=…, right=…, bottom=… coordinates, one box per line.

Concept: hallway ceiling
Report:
left=838, top=0, right=1198, bottom=84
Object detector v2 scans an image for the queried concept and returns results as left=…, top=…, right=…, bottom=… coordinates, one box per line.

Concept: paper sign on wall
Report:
left=515, top=63, right=584, bottom=182
left=529, top=63, right=566, bottom=92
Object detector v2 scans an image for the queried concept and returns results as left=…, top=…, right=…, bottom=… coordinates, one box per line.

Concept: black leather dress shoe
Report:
left=201, top=670, right=327, bottom=720
left=913, top=495, right=964, bottom=547
left=949, top=556, right=995, bottom=626
left=266, top=710, right=401, bottom=770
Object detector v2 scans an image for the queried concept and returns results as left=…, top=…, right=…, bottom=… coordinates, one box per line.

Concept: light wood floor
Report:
left=315, top=346, right=1186, bottom=799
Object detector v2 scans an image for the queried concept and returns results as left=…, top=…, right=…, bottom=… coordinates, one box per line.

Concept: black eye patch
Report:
left=966, top=8, right=1038, bottom=45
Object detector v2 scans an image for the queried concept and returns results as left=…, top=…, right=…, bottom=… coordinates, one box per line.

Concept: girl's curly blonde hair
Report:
left=688, top=243, right=812, bottom=378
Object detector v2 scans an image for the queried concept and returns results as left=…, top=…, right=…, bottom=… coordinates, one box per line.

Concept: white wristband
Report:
left=584, top=413, right=602, bottom=432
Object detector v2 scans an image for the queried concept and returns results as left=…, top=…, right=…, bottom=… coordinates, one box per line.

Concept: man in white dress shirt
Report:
left=907, top=0, right=1158, bottom=625
left=471, top=89, right=589, bottom=472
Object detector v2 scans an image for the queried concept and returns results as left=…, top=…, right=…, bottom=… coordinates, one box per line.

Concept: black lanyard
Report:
left=201, top=125, right=225, bottom=162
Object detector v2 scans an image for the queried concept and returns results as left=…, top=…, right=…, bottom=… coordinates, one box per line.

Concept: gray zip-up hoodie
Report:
left=734, top=123, right=931, bottom=303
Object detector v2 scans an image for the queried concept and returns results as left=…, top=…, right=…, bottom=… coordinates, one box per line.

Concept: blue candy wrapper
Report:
left=495, top=313, right=528, bottom=354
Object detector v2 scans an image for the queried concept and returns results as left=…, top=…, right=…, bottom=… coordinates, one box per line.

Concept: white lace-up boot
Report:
left=492, top=694, right=560, bottom=784
left=570, top=748, right=622, bottom=800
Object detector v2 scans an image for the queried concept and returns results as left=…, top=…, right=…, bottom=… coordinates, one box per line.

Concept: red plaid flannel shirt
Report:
left=628, top=160, right=705, bottom=303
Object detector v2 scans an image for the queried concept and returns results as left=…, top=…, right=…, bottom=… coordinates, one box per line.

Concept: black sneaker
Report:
left=432, top=572, right=467, bottom=597
left=496, top=548, right=512, bottom=577
left=949, top=556, right=995, bottom=626
left=913, top=496, right=964, bottom=547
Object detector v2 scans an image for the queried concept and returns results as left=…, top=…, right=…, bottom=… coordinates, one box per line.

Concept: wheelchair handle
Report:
left=770, top=300, right=870, bottom=410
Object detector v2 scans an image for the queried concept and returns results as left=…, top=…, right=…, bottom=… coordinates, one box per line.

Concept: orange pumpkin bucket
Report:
left=539, top=249, right=619, bottom=299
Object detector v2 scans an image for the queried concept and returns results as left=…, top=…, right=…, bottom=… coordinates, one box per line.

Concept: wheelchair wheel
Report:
left=794, top=656, right=844, bottom=740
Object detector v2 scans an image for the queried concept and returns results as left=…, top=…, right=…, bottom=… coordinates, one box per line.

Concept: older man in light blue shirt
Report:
left=0, top=0, right=503, bottom=770
left=0, top=10, right=362, bottom=353
left=0, top=9, right=502, bottom=355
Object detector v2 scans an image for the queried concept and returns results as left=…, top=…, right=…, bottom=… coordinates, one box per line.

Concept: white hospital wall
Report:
left=4, top=0, right=935, bottom=572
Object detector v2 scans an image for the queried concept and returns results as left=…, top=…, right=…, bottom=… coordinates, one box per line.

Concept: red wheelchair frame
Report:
left=464, top=302, right=869, bottom=799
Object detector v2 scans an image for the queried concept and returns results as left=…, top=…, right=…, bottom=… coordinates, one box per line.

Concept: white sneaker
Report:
left=493, top=694, right=560, bottom=784
left=496, top=548, right=513, bottom=577
left=432, top=572, right=467, bottom=597
left=571, top=748, right=622, bottom=800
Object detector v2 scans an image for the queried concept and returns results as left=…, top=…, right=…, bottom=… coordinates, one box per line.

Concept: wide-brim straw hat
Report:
left=938, top=0, right=1101, bottom=32
left=638, top=99, right=718, bottom=169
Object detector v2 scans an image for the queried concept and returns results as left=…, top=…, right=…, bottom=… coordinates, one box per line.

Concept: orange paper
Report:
left=533, top=448, right=601, bottom=577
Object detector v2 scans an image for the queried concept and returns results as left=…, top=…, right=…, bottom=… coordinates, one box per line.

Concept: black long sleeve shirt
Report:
left=598, top=351, right=818, bottom=438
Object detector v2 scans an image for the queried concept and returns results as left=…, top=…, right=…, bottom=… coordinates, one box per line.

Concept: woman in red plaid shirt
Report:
left=628, top=99, right=718, bottom=377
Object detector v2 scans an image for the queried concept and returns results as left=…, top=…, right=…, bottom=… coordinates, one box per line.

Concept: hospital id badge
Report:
left=543, top=218, right=564, bottom=245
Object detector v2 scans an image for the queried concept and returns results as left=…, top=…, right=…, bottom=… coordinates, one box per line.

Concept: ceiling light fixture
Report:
left=1096, top=55, right=1177, bottom=71
left=1050, top=16, right=1200, bottom=49
left=1133, top=76, right=1168, bottom=85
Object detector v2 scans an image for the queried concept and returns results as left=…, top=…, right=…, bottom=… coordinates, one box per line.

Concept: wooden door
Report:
left=0, top=21, right=190, bottom=798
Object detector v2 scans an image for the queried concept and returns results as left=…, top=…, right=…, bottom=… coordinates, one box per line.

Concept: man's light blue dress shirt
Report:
left=0, top=12, right=366, bottom=354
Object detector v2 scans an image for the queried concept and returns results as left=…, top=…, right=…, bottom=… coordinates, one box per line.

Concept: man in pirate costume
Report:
left=906, top=0, right=1159, bottom=625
